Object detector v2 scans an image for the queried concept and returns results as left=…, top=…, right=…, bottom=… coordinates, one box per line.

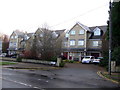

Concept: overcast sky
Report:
left=0, top=0, right=110, bottom=35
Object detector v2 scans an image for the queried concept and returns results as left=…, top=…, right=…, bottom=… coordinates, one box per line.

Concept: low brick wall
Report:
left=2, top=57, right=56, bottom=65
left=22, top=59, right=52, bottom=65
left=116, top=66, right=120, bottom=72
left=111, top=61, right=120, bottom=72
left=2, top=57, right=16, bottom=61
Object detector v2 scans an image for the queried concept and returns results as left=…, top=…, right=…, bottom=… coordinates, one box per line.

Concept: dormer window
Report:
left=94, top=28, right=101, bottom=36
left=55, top=34, right=59, bottom=37
left=70, top=30, right=75, bottom=35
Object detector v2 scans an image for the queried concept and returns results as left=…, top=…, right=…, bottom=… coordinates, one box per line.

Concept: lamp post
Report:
left=108, top=0, right=112, bottom=75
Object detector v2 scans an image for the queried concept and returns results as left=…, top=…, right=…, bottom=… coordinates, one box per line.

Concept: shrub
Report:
left=63, top=59, right=69, bottom=62
left=99, top=58, right=108, bottom=67
left=112, top=46, right=120, bottom=66
left=63, top=59, right=74, bottom=63
left=16, top=57, right=22, bottom=62
left=59, top=62, right=65, bottom=67
left=99, top=51, right=109, bottom=67
left=69, top=60, right=74, bottom=63
left=50, top=56, right=57, bottom=62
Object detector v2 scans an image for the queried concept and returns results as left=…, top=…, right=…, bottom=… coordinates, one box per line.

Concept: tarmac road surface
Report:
left=1, top=62, right=119, bottom=89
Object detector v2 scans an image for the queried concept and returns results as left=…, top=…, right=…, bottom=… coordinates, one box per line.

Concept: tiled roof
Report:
left=54, top=29, right=65, bottom=35
left=14, top=30, right=25, bottom=37
left=89, top=25, right=107, bottom=39
left=27, top=33, right=34, bottom=37
left=89, top=25, right=107, bottom=33
left=77, top=22, right=91, bottom=31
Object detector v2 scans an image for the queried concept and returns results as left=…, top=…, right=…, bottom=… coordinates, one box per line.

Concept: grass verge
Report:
left=101, top=72, right=120, bottom=84
left=0, top=62, right=17, bottom=65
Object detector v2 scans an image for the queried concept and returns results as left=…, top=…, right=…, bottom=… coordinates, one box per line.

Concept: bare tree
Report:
left=37, top=28, right=55, bottom=60
left=2, top=34, right=9, bottom=53
left=30, top=35, right=38, bottom=59
left=30, top=24, right=63, bottom=61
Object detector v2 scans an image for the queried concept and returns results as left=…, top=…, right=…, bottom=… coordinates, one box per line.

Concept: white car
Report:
left=0, top=53, right=6, bottom=57
left=92, top=59, right=100, bottom=63
left=93, top=57, right=103, bottom=64
left=82, top=56, right=95, bottom=64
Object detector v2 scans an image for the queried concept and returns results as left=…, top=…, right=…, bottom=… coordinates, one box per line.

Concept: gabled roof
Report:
left=35, top=28, right=44, bottom=33
left=89, top=25, right=107, bottom=39
left=68, top=22, right=91, bottom=33
left=54, top=29, right=65, bottom=35
left=89, top=25, right=107, bottom=33
left=77, top=22, right=91, bottom=31
left=14, top=30, right=24, bottom=35
left=10, top=30, right=25, bottom=38
left=26, top=33, right=34, bottom=37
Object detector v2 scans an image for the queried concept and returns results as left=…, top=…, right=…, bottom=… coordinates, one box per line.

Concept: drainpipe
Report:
left=84, top=30, right=87, bottom=56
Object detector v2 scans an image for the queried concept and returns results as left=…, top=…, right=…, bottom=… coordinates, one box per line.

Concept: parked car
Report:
left=6, top=54, right=17, bottom=58
left=93, top=57, right=103, bottom=64
left=0, top=53, right=7, bottom=57
left=82, top=56, right=95, bottom=64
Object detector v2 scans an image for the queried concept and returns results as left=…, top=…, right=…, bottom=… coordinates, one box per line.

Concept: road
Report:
left=1, top=62, right=119, bottom=89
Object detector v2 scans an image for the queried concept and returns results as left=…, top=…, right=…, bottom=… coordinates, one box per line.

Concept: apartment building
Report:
left=8, top=22, right=107, bottom=60
left=8, top=30, right=25, bottom=55
left=19, top=32, right=34, bottom=52
left=8, top=30, right=34, bottom=55
left=24, top=28, right=65, bottom=58
left=62, top=22, right=107, bottom=61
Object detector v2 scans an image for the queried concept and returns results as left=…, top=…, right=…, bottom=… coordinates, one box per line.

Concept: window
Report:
left=11, top=36, right=14, bottom=39
left=79, top=29, right=84, bottom=34
left=70, top=40, right=75, bottom=46
left=93, top=41, right=98, bottom=46
left=10, top=42, right=13, bottom=44
left=65, top=33, right=69, bottom=37
left=70, top=30, right=75, bottom=35
left=40, top=34, right=43, bottom=37
left=94, top=28, right=101, bottom=36
left=14, top=36, right=17, bottom=38
left=27, top=36, right=29, bottom=39
left=78, top=39, right=84, bottom=46
left=14, top=43, right=17, bottom=46
left=64, top=42, right=68, bottom=47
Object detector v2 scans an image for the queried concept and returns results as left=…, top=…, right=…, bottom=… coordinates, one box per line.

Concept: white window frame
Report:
left=14, top=36, right=17, bottom=39
left=11, top=36, right=14, bottom=39
left=65, top=33, right=69, bottom=37
left=93, top=41, right=99, bottom=46
left=79, top=29, right=84, bottom=34
left=64, top=42, right=68, bottom=47
left=78, top=39, right=84, bottom=46
left=9, top=42, right=13, bottom=47
left=94, top=28, right=101, bottom=36
left=70, top=40, right=75, bottom=46
left=14, top=42, right=17, bottom=46
left=40, top=34, right=43, bottom=37
left=70, top=30, right=75, bottom=35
